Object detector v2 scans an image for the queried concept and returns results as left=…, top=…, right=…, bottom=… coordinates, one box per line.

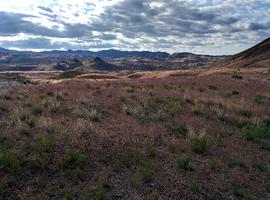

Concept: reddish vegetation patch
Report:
left=0, top=74, right=270, bottom=199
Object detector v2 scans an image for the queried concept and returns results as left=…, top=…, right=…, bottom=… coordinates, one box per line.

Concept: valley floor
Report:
left=0, top=73, right=270, bottom=199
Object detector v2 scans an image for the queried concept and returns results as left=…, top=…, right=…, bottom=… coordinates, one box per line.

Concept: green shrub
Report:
left=177, top=154, right=191, bottom=171
left=20, top=128, right=31, bottom=135
left=233, top=188, right=245, bottom=199
left=0, top=152, right=21, bottom=174
left=232, top=90, right=240, bottom=96
left=245, top=126, right=270, bottom=141
left=255, top=94, right=267, bottom=104
left=208, top=159, right=219, bottom=171
left=208, top=85, right=218, bottom=90
left=83, top=187, right=94, bottom=200
left=32, top=106, right=43, bottom=116
left=96, top=179, right=110, bottom=200
left=16, top=92, right=27, bottom=100
left=81, top=128, right=94, bottom=137
left=146, top=146, right=156, bottom=158
left=147, top=96, right=163, bottom=109
left=64, top=150, right=87, bottom=170
left=130, top=148, right=143, bottom=163
left=139, top=162, right=156, bottom=183
left=102, top=150, right=113, bottom=165
left=152, top=192, right=160, bottom=200
left=192, top=106, right=204, bottom=115
left=190, top=177, right=200, bottom=192
left=0, top=177, right=9, bottom=192
left=113, top=150, right=129, bottom=171
left=0, top=104, right=7, bottom=113
left=28, top=159, right=42, bottom=170
left=167, top=123, right=188, bottom=137
left=255, top=140, right=270, bottom=151
left=190, top=137, right=208, bottom=154
left=167, top=140, right=177, bottom=153
left=169, top=102, right=182, bottom=115
left=239, top=109, right=252, bottom=118
left=264, top=181, right=270, bottom=192
left=252, top=161, right=266, bottom=172
left=36, top=135, right=56, bottom=153
left=228, top=158, right=245, bottom=168
left=64, top=150, right=87, bottom=181
left=235, top=120, right=253, bottom=129
left=232, top=73, right=243, bottom=80
left=119, top=95, right=127, bottom=102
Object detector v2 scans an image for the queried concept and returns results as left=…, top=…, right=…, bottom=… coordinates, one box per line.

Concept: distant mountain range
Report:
left=0, top=47, right=226, bottom=71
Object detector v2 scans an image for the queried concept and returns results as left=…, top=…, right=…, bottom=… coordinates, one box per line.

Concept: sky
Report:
left=0, top=0, right=269, bottom=55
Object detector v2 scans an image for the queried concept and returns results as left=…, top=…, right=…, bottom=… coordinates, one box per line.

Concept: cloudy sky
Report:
left=0, top=0, right=269, bottom=55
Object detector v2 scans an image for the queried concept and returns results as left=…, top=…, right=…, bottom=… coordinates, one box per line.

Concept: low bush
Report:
left=264, top=181, right=270, bottom=192
left=255, top=94, right=267, bottom=104
left=32, top=106, right=43, bottom=116
left=208, top=159, right=219, bottom=171
left=190, top=136, right=208, bottom=154
left=167, top=123, right=188, bottom=137
left=228, top=158, right=245, bottom=168
left=177, top=154, right=191, bottom=171
left=208, top=85, right=218, bottom=90
left=0, top=152, right=22, bottom=174
left=239, top=109, right=252, bottom=118
left=167, top=140, right=177, bottom=153
left=232, top=73, right=243, bottom=80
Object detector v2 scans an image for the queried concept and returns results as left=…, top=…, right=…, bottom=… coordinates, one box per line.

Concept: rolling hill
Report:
left=210, top=37, right=270, bottom=69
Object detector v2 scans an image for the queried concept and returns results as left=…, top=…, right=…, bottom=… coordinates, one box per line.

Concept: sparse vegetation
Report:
left=232, top=73, right=243, bottom=80
left=264, top=181, right=270, bottom=192
left=208, top=159, right=219, bottom=171
left=0, top=73, right=269, bottom=199
left=32, top=106, right=43, bottom=116
left=239, top=109, right=252, bottom=118
left=0, top=152, right=22, bottom=174
left=167, top=140, right=177, bottom=153
left=255, top=94, right=267, bottom=104
left=228, top=158, right=245, bottom=168
left=208, top=85, right=218, bottom=90
left=177, top=154, right=191, bottom=171
left=190, top=136, right=209, bottom=154
left=167, top=123, right=188, bottom=137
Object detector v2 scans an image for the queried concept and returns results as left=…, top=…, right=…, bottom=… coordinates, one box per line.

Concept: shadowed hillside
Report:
left=210, top=37, right=270, bottom=69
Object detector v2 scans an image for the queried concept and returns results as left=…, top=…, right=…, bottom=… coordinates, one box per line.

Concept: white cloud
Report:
left=0, top=0, right=269, bottom=54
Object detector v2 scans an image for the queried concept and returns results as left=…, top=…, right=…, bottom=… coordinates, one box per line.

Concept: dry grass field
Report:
left=0, top=71, right=270, bottom=199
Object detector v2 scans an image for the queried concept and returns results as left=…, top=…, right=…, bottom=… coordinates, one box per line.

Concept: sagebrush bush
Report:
left=0, top=104, right=7, bottom=113
left=264, top=181, right=270, bottom=192
left=239, top=109, right=252, bottom=118
left=231, top=73, right=243, bottom=80
left=208, top=159, right=219, bottom=171
left=190, top=136, right=208, bottom=154
left=36, top=135, right=56, bottom=153
left=255, top=94, right=267, bottom=104
left=167, top=140, right=177, bottom=153
left=177, top=154, right=191, bottom=171
left=32, top=106, right=43, bottom=116
left=228, top=158, right=245, bottom=168
left=167, top=123, right=188, bottom=137
left=0, top=152, right=21, bottom=174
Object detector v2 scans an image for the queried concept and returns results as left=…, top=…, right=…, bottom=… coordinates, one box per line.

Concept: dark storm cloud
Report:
left=248, top=22, right=270, bottom=31
left=96, top=0, right=241, bottom=38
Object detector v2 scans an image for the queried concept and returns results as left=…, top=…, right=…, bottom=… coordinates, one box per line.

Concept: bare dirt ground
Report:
left=0, top=70, right=270, bottom=199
